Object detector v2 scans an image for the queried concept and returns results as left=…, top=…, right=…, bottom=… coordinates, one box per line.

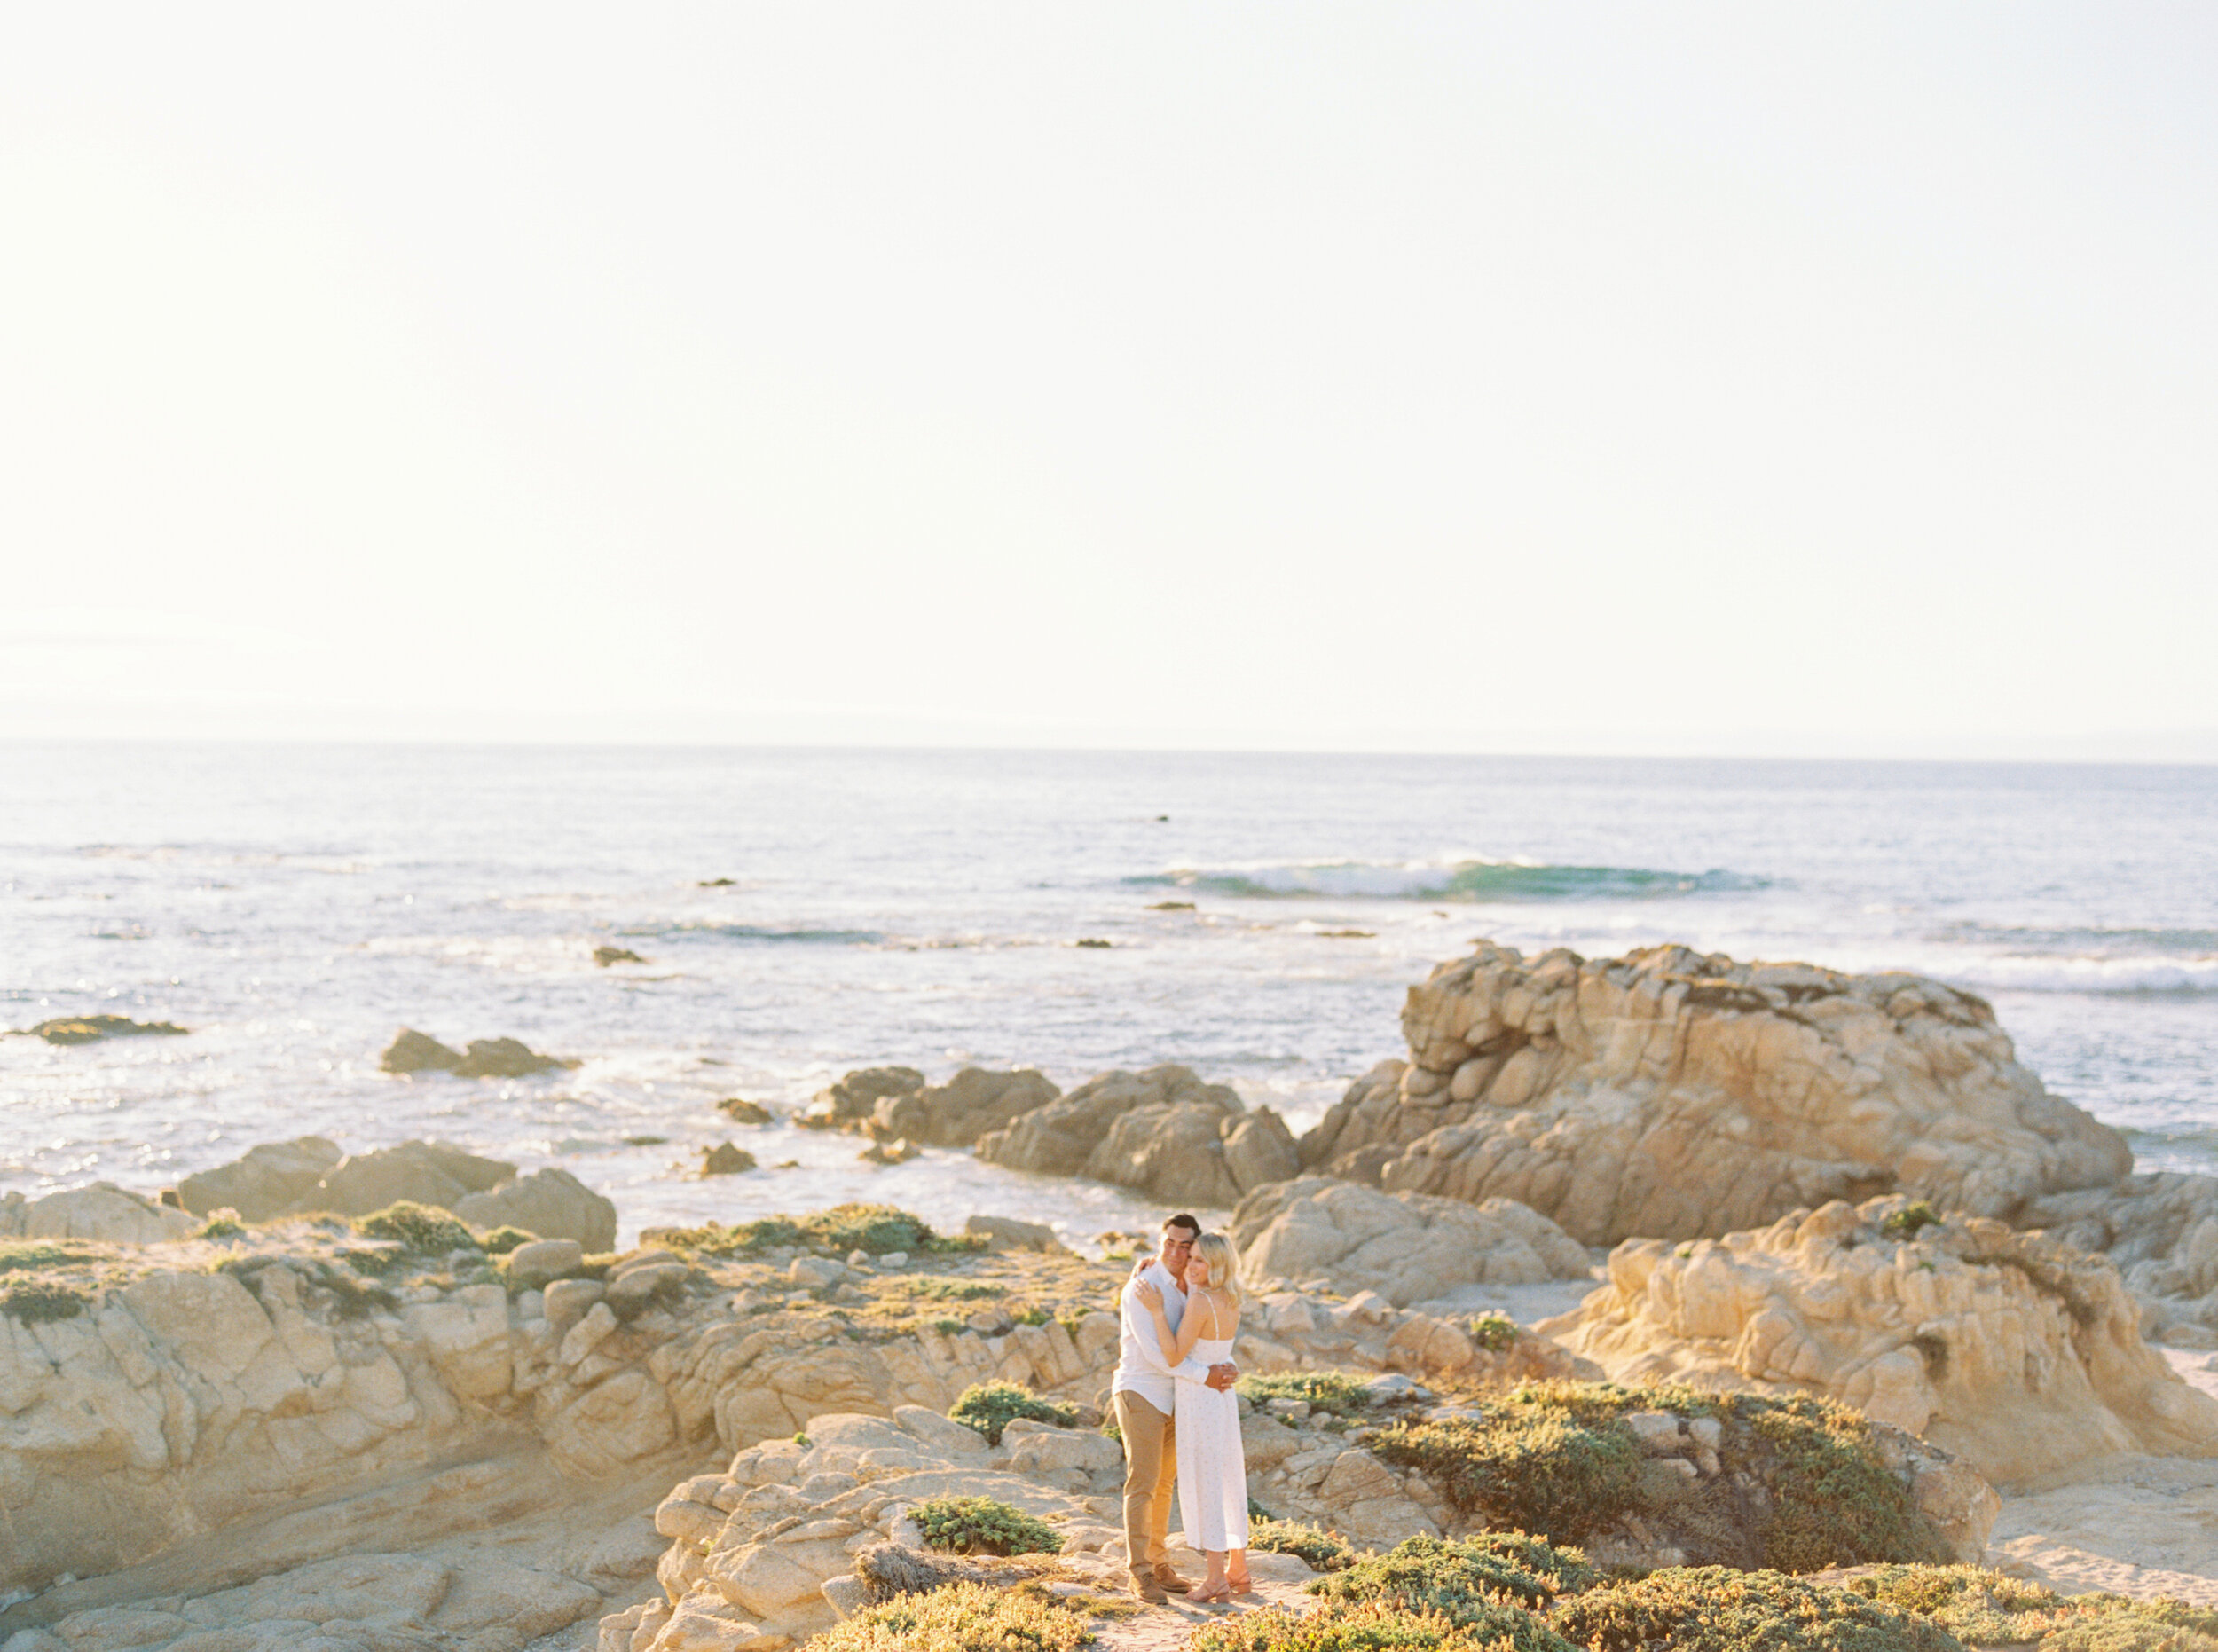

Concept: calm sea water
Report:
left=3, top=746, right=2214, bottom=1247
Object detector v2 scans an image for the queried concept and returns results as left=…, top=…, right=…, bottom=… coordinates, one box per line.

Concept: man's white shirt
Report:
left=1111, top=1258, right=1212, bottom=1413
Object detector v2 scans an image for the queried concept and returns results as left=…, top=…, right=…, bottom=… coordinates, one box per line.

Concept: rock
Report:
left=1545, top=1194, right=2218, bottom=1483
left=1303, top=941, right=2133, bottom=1245
left=453, top=1035, right=569, bottom=1078
left=455, top=1167, right=618, bottom=1252
left=310, top=1139, right=518, bottom=1217
left=21, top=1183, right=195, bottom=1243
left=964, top=1215, right=1062, bottom=1253
left=23, top=1014, right=188, bottom=1044
left=857, top=1137, right=920, bottom=1166
left=999, top=1420, right=1122, bottom=1483
left=380, top=1027, right=464, bottom=1073
left=595, top=945, right=648, bottom=965
left=702, top=1143, right=757, bottom=1176
left=804, top=1067, right=924, bottom=1130
left=508, top=1238, right=586, bottom=1288
left=977, top=1065, right=1298, bottom=1206
left=871, top=1067, right=1061, bottom=1148
left=1230, top=1176, right=1590, bottom=1306
left=891, top=1404, right=989, bottom=1458
left=544, top=1277, right=606, bottom=1332
left=175, top=1137, right=343, bottom=1221
left=719, top=1098, right=775, bottom=1126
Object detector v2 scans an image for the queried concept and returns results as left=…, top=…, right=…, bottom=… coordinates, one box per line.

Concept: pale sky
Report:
left=3, top=4, right=2214, bottom=756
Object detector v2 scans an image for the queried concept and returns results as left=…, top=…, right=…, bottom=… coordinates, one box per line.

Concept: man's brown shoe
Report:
left=1131, top=1572, right=1169, bottom=1604
left=1152, top=1567, right=1192, bottom=1594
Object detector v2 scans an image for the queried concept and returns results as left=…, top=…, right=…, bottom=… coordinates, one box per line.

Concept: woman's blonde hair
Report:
left=1192, top=1231, right=1242, bottom=1310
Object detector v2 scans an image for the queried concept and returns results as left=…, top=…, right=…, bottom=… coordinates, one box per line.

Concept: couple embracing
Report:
left=1110, top=1212, right=1251, bottom=1604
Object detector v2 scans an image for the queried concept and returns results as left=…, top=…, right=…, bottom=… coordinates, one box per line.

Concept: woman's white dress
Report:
left=1174, top=1300, right=1249, bottom=1553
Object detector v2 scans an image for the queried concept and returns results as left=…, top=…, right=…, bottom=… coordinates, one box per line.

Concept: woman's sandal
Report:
left=1189, top=1584, right=1233, bottom=1605
left=1226, top=1575, right=1255, bottom=1596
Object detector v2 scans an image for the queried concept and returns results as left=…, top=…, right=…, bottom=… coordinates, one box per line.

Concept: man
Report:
left=1110, top=1212, right=1239, bottom=1602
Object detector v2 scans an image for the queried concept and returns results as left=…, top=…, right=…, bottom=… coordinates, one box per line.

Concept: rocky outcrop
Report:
left=314, top=1140, right=519, bottom=1217
left=1230, top=1177, right=1591, bottom=1307
left=1302, top=942, right=2131, bottom=1245
left=0, top=1184, right=194, bottom=1244
left=2022, top=1170, right=2218, bottom=1344
left=978, top=1065, right=1300, bottom=1207
left=18, top=1016, right=188, bottom=1045
left=174, top=1137, right=342, bottom=1221
left=454, top=1167, right=617, bottom=1252
left=871, top=1067, right=1061, bottom=1147
left=1540, top=1195, right=2218, bottom=1484
left=379, top=1029, right=570, bottom=1078
left=801, top=1066, right=924, bottom=1129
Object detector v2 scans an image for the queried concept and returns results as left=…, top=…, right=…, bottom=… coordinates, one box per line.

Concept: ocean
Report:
left=4, top=745, right=2214, bottom=1248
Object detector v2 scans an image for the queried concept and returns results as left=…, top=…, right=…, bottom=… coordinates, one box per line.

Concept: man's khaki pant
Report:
left=1113, top=1389, right=1176, bottom=1575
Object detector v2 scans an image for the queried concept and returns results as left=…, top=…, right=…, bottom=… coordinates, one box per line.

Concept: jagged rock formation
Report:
left=378, top=1028, right=570, bottom=1078
left=2023, top=1170, right=2218, bottom=1345
left=978, top=1065, right=1299, bottom=1207
left=1230, top=1177, right=1592, bottom=1307
left=872, top=1066, right=1062, bottom=1147
left=801, top=1066, right=924, bottom=1129
left=18, top=1015, right=188, bottom=1045
left=168, top=1138, right=617, bottom=1250
left=0, top=1184, right=194, bottom=1243
left=1302, top=941, right=2130, bottom=1245
left=1540, top=1195, right=2218, bottom=1484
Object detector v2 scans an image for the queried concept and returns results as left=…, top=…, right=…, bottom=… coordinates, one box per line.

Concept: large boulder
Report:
left=455, top=1167, right=617, bottom=1253
left=380, top=1027, right=464, bottom=1073
left=1541, top=1194, right=2218, bottom=1484
left=2019, top=1169, right=2218, bottom=1339
left=307, top=1140, right=518, bottom=1217
left=871, top=1066, right=1060, bottom=1146
left=802, top=1066, right=924, bottom=1129
left=978, top=1065, right=1298, bottom=1207
left=20, top=1183, right=194, bottom=1243
left=1230, top=1177, right=1590, bottom=1306
left=175, top=1137, right=343, bottom=1221
left=452, top=1036, right=569, bottom=1079
left=1302, top=941, right=2131, bottom=1245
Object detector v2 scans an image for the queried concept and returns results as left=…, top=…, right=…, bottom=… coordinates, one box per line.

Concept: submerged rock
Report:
left=21, top=1014, right=187, bottom=1044
left=718, top=1097, right=775, bottom=1126
left=594, top=945, right=648, bottom=965
left=1231, top=1177, right=1591, bottom=1306
left=1542, top=1194, right=2218, bottom=1483
left=701, top=1142, right=757, bottom=1176
left=453, top=1035, right=570, bottom=1078
left=1303, top=941, right=2131, bottom=1245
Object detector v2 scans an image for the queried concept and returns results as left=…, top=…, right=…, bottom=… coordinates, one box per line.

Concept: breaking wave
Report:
left=1126, top=858, right=1764, bottom=902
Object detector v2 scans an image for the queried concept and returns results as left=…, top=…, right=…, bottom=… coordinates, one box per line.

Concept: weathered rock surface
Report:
left=1542, top=1195, right=2218, bottom=1484
left=871, top=1066, right=1061, bottom=1147
left=175, top=1137, right=344, bottom=1221
left=978, top=1065, right=1300, bottom=1207
left=1303, top=941, right=2132, bottom=1245
left=0, top=1183, right=195, bottom=1243
left=452, top=1036, right=570, bottom=1079
left=313, top=1140, right=519, bottom=1218
left=1231, top=1176, right=1591, bottom=1307
left=380, top=1027, right=465, bottom=1074
left=455, top=1167, right=618, bottom=1252
left=801, top=1067, right=924, bottom=1130
left=19, top=1015, right=188, bottom=1045
left=2022, top=1170, right=2218, bottom=1343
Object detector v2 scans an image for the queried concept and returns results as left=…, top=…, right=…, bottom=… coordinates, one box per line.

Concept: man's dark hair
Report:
left=1163, top=1213, right=1201, bottom=1238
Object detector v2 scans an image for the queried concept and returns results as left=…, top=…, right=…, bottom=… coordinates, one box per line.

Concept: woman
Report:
left=1133, top=1230, right=1250, bottom=1601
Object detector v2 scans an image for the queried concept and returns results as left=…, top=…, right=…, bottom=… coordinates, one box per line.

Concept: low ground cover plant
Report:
left=1238, top=1371, right=1377, bottom=1416
left=1844, top=1567, right=2218, bottom=1652
left=1249, top=1517, right=1358, bottom=1573
left=1197, top=1599, right=1574, bottom=1652
left=649, top=1203, right=983, bottom=1258
left=354, top=1201, right=478, bottom=1256
left=1312, top=1534, right=1598, bottom=1617
left=811, top=1581, right=1094, bottom=1652
left=910, top=1494, right=1064, bottom=1556
left=1554, top=1566, right=1962, bottom=1652
left=948, top=1381, right=1078, bottom=1444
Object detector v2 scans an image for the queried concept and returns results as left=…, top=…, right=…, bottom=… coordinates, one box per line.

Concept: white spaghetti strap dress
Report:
left=1174, top=1294, right=1250, bottom=1552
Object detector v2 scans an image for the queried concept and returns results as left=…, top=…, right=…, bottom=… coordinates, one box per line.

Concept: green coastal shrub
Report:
left=1880, top=1201, right=1941, bottom=1240
left=1372, top=1381, right=1949, bottom=1570
left=1249, top=1517, right=1357, bottom=1573
left=910, top=1494, right=1064, bottom=1556
left=479, top=1225, right=535, bottom=1255
left=1843, top=1568, right=2218, bottom=1652
left=354, top=1201, right=477, bottom=1256
left=1311, top=1534, right=1598, bottom=1618
left=1238, top=1371, right=1376, bottom=1416
left=647, top=1203, right=982, bottom=1259
left=0, top=1242, right=92, bottom=1272
left=812, top=1581, right=1093, bottom=1652
left=948, top=1381, right=1077, bottom=1445
left=1468, top=1312, right=1518, bottom=1353
left=196, top=1215, right=245, bottom=1240
left=1196, top=1600, right=1573, bottom=1652
left=1552, top=1567, right=1962, bottom=1652
left=0, top=1280, right=88, bottom=1322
